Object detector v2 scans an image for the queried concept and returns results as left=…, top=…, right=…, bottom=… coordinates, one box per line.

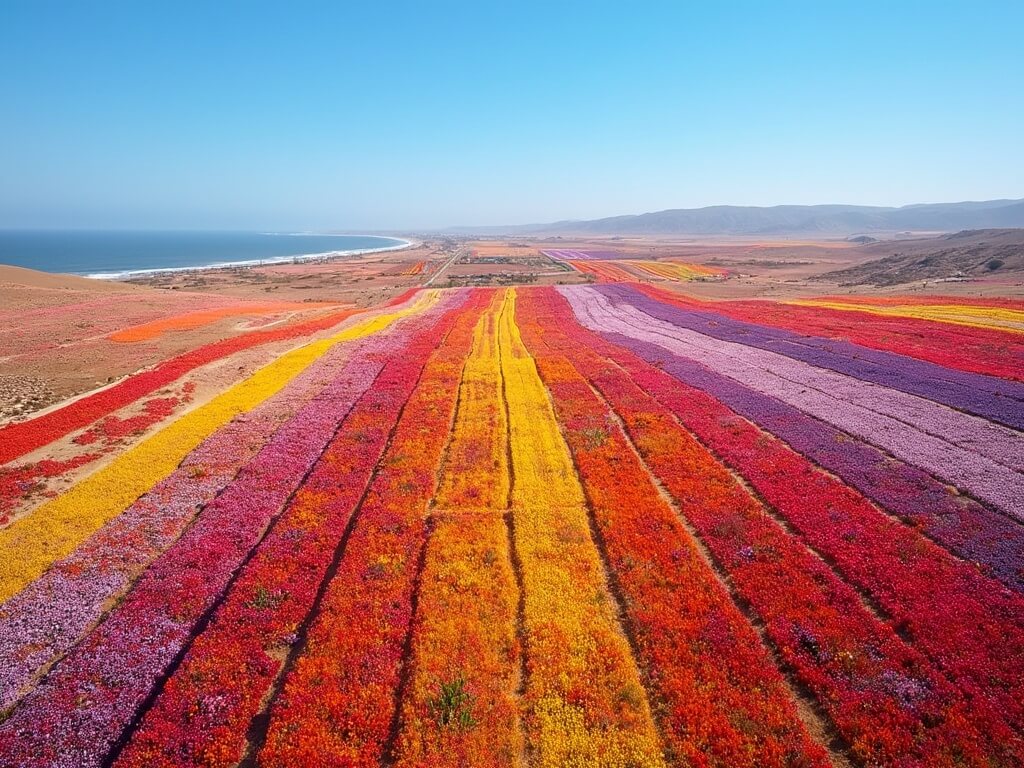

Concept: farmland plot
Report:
left=1, top=283, right=1022, bottom=767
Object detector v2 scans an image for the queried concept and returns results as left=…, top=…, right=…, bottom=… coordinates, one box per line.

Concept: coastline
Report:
left=85, top=237, right=415, bottom=280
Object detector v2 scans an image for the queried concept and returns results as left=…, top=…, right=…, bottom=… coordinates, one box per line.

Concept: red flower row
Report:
left=0, top=307, right=356, bottom=465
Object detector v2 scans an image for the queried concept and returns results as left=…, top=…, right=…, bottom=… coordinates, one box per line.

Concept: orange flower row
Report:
left=394, top=291, right=521, bottom=766
left=109, top=301, right=336, bottom=342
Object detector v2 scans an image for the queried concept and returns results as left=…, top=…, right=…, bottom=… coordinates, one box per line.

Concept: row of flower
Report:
left=255, top=291, right=487, bottom=767
left=544, top=289, right=1024, bottom=731
left=543, top=287, right=1022, bottom=765
left=0, top=292, right=437, bottom=610
left=620, top=260, right=725, bottom=282
left=497, top=290, right=667, bottom=767
left=0, top=291, right=247, bottom=356
left=564, top=288, right=1024, bottom=593
left=600, top=286, right=1024, bottom=473
left=639, top=284, right=1024, bottom=381
left=626, top=283, right=1024, bottom=430
left=568, top=259, right=637, bottom=282
left=565, top=286, right=1023, bottom=518
left=790, top=298, right=1024, bottom=334
left=393, top=292, right=521, bottom=767
left=516, top=289, right=828, bottom=767
left=813, top=294, right=1024, bottom=309
left=552, top=296, right=1024, bottom=765
left=0, top=384, right=198, bottom=527
left=0, top=293, right=457, bottom=768
left=112, top=291, right=479, bottom=768
left=0, top=294, right=452, bottom=715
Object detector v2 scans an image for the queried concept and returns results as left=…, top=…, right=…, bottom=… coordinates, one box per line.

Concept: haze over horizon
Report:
left=2, top=1, right=1022, bottom=231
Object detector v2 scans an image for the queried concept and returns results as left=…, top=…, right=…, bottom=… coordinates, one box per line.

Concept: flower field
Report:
left=543, top=250, right=726, bottom=283
left=0, top=282, right=1022, bottom=767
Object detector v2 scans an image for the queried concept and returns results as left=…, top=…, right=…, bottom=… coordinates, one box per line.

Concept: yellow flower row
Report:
left=498, top=289, right=666, bottom=767
left=622, top=260, right=720, bottom=282
left=789, top=299, right=1024, bottom=333
left=396, top=291, right=521, bottom=767
left=432, top=292, right=510, bottom=511
left=0, top=291, right=439, bottom=605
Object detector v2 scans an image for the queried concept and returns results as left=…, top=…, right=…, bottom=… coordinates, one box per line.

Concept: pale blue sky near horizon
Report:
left=1, top=1, right=1022, bottom=231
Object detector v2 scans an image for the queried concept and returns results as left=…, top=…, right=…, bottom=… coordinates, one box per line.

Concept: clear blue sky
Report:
left=1, top=1, right=1022, bottom=230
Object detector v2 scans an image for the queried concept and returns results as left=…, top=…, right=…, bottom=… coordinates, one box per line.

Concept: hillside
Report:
left=456, top=198, right=1024, bottom=236
left=815, top=229, right=1024, bottom=286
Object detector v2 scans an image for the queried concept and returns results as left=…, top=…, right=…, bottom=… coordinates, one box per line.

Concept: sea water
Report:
left=0, top=231, right=410, bottom=279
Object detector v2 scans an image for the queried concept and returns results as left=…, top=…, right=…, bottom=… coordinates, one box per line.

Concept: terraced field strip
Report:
left=394, top=291, right=523, bottom=767
left=107, top=301, right=336, bottom=342
left=516, top=288, right=831, bottom=767
left=620, top=261, right=722, bottom=281
left=254, top=292, right=486, bottom=768
left=0, top=292, right=463, bottom=768
left=565, top=260, right=635, bottom=282
left=498, top=288, right=666, bottom=767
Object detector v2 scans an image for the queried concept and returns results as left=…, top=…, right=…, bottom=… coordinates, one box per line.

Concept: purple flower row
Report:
left=566, top=287, right=1024, bottom=519
left=600, top=287, right=1024, bottom=473
left=0, top=292, right=464, bottom=768
left=600, top=284, right=1024, bottom=430
left=560, top=286, right=1024, bottom=592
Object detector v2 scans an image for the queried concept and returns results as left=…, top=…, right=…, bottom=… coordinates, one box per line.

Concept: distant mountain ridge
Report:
left=455, top=198, right=1024, bottom=236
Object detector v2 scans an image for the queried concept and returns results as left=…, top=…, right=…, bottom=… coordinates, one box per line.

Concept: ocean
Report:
left=0, top=231, right=410, bottom=279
